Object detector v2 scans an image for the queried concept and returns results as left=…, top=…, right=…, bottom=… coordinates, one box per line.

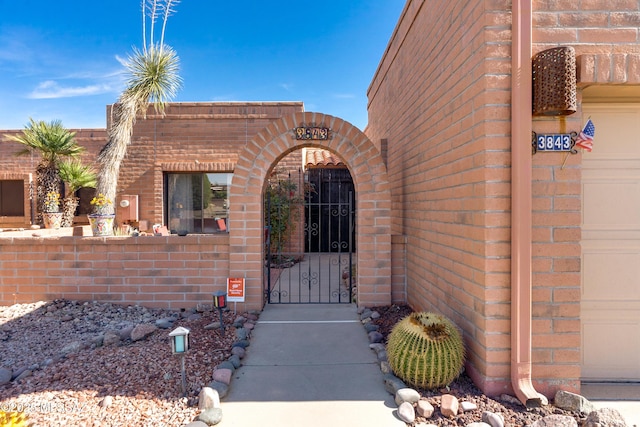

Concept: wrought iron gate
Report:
left=265, top=168, right=355, bottom=304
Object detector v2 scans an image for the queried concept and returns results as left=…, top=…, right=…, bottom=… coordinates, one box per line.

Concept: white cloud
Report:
left=279, top=83, right=294, bottom=91
left=28, top=80, right=117, bottom=99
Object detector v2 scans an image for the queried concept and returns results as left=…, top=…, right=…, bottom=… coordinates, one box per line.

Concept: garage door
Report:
left=581, top=103, right=640, bottom=381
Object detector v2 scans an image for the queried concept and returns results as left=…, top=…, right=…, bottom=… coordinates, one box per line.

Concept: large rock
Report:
left=554, top=390, right=596, bottom=415
left=207, top=381, right=229, bottom=399
left=103, top=330, right=121, bottom=346
left=197, top=407, right=223, bottom=426
left=212, top=368, right=232, bottom=385
left=383, top=374, right=407, bottom=395
left=584, top=408, right=628, bottom=427
left=397, top=401, right=416, bottom=423
left=440, top=394, right=459, bottom=417
left=395, top=388, right=421, bottom=405
left=416, top=400, right=435, bottom=418
left=198, top=387, right=221, bottom=410
left=530, top=414, right=578, bottom=427
left=131, top=323, right=157, bottom=341
left=482, top=411, right=505, bottom=427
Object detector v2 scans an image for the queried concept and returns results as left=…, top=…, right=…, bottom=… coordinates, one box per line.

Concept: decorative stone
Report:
left=212, top=368, right=232, bottom=385
left=155, top=317, right=175, bottom=329
left=440, top=394, right=459, bottom=417
left=131, top=323, right=157, bottom=341
left=0, top=367, right=12, bottom=385
left=228, top=354, right=241, bottom=369
left=467, top=423, right=491, bottom=427
left=397, top=401, right=416, bottom=423
left=103, top=330, right=121, bottom=346
left=554, top=390, right=596, bottom=415
left=383, top=374, right=407, bottom=395
left=205, top=322, right=221, bottom=330
left=482, top=411, right=505, bottom=427
left=529, top=414, right=578, bottom=427
left=416, top=400, right=435, bottom=418
left=61, top=340, right=83, bottom=354
left=244, top=322, right=255, bottom=331
left=235, top=328, right=248, bottom=340
left=185, top=422, right=209, bottom=427
left=198, top=387, right=221, bottom=410
left=460, top=401, right=478, bottom=412
left=369, top=343, right=385, bottom=353
left=364, top=323, right=379, bottom=332
left=216, top=361, right=235, bottom=372
left=360, top=309, right=372, bottom=320
left=377, top=350, right=388, bottom=362
left=368, top=331, right=384, bottom=343
left=583, top=408, right=628, bottom=427
left=232, top=339, right=250, bottom=348
left=119, top=325, right=134, bottom=340
left=395, top=387, right=421, bottom=405
left=370, top=311, right=381, bottom=319
left=197, top=407, right=223, bottom=426
left=14, top=369, right=32, bottom=382
left=230, top=346, right=246, bottom=358
left=380, top=360, right=392, bottom=374
left=207, top=381, right=229, bottom=399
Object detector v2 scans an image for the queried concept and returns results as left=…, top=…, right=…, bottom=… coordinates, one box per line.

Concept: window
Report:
left=165, top=172, right=232, bottom=234
left=0, top=180, right=24, bottom=216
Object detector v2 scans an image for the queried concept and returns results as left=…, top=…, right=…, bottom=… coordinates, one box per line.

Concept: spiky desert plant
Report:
left=386, top=311, right=465, bottom=389
left=95, top=0, right=182, bottom=214
left=7, top=119, right=83, bottom=224
left=58, top=159, right=97, bottom=226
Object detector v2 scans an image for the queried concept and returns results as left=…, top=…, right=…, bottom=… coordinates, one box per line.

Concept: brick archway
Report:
left=228, top=112, right=392, bottom=309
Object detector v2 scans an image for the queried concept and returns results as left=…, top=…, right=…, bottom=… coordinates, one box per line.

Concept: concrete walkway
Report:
left=220, top=304, right=405, bottom=427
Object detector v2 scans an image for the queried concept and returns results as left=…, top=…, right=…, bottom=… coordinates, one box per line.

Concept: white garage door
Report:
left=581, top=103, right=640, bottom=381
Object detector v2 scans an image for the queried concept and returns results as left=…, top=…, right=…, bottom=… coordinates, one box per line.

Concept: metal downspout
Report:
left=511, top=0, right=542, bottom=408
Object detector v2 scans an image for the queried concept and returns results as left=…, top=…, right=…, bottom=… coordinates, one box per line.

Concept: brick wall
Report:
left=366, top=0, right=639, bottom=398
left=0, top=234, right=231, bottom=310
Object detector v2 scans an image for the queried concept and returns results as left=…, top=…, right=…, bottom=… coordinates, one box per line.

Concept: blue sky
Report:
left=0, top=1, right=405, bottom=131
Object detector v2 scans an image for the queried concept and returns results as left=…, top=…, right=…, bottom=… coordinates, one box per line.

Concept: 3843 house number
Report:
left=295, top=126, right=329, bottom=140
left=535, top=133, right=573, bottom=152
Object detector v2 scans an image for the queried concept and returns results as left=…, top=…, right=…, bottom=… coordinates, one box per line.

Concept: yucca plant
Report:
left=386, top=312, right=465, bottom=389
left=95, top=0, right=182, bottom=214
left=58, top=159, right=97, bottom=227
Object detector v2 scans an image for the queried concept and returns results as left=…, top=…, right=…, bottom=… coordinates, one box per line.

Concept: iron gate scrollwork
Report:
left=265, top=168, right=355, bottom=304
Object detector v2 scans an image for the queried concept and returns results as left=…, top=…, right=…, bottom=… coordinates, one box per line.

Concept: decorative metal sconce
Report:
left=532, top=46, right=577, bottom=116
left=213, top=291, right=227, bottom=335
left=169, top=326, right=190, bottom=396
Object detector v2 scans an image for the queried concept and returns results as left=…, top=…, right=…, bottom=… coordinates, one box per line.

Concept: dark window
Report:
left=0, top=180, right=25, bottom=216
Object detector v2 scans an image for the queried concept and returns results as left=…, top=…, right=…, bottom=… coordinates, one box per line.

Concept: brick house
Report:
left=1, top=0, right=640, bottom=401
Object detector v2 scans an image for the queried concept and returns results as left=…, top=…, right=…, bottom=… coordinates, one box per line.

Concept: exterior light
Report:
left=169, top=326, right=191, bottom=354
left=213, top=291, right=227, bottom=335
left=169, top=326, right=191, bottom=396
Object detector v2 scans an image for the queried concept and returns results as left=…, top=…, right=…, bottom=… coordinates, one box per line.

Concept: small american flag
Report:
left=575, top=119, right=595, bottom=152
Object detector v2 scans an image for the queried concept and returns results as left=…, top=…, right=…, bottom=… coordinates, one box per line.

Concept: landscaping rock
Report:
left=583, top=408, right=628, bottom=427
left=395, top=387, right=421, bottom=405
left=197, top=407, right=223, bottom=426
left=416, top=400, right=435, bottom=418
left=0, top=367, right=12, bottom=385
left=441, top=394, right=459, bottom=417
left=482, top=410, right=505, bottom=427
left=554, top=390, right=596, bottom=415
left=530, top=414, right=578, bottom=427
left=397, top=401, right=416, bottom=423
left=130, top=323, right=157, bottom=341
left=198, top=387, right=221, bottom=410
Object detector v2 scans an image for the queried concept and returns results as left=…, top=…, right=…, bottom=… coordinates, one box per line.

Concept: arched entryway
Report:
left=228, top=112, right=391, bottom=309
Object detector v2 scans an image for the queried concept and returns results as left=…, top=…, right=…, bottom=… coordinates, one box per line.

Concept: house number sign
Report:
left=294, top=126, right=330, bottom=140
left=534, top=133, right=574, bottom=152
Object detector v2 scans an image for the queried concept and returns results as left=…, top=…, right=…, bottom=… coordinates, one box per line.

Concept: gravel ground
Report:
left=1, top=299, right=236, bottom=427
left=1, top=300, right=585, bottom=427
left=369, top=304, right=586, bottom=427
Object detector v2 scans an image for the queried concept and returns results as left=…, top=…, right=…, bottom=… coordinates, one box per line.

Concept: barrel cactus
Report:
left=386, top=311, right=465, bottom=389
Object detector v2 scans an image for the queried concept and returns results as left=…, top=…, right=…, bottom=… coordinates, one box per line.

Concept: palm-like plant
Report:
left=95, top=0, right=182, bottom=214
left=7, top=119, right=83, bottom=224
left=58, top=159, right=97, bottom=227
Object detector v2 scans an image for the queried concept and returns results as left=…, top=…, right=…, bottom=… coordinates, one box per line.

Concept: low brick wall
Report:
left=0, top=233, right=231, bottom=309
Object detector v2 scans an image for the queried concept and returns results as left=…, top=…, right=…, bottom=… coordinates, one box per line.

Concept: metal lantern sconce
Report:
left=169, top=326, right=190, bottom=396
left=169, top=326, right=191, bottom=354
left=532, top=46, right=577, bottom=117
left=213, top=291, right=227, bottom=335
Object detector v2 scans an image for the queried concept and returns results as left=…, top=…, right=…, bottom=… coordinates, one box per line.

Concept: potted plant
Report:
left=88, top=193, right=114, bottom=236
left=42, top=191, right=63, bottom=229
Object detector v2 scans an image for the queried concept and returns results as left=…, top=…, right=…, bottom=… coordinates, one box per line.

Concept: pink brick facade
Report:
left=366, top=0, right=640, bottom=399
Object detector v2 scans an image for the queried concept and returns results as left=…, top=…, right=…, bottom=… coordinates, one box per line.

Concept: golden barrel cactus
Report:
left=386, top=311, right=465, bottom=389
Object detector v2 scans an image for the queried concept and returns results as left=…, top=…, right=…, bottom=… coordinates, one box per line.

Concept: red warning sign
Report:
left=227, top=278, right=245, bottom=302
